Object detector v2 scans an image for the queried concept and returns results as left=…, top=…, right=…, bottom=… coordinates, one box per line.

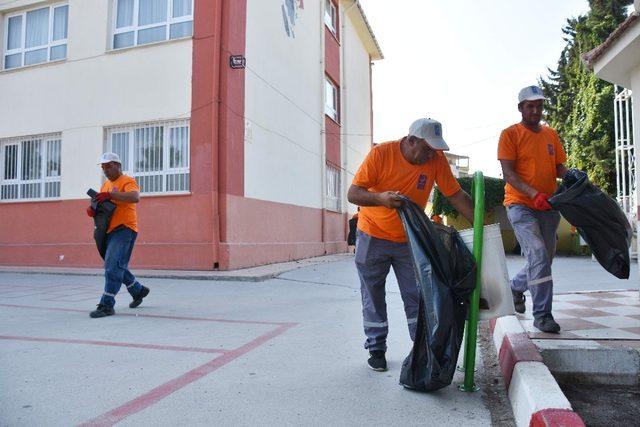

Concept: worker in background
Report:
left=498, top=85, right=568, bottom=333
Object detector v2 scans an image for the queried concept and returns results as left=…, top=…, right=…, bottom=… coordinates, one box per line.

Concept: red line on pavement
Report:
left=0, top=335, right=229, bottom=354
left=0, top=303, right=288, bottom=325
left=79, top=323, right=297, bottom=427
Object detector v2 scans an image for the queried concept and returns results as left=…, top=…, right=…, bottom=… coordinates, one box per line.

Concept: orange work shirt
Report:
left=498, top=124, right=567, bottom=209
left=352, top=140, right=462, bottom=243
left=100, top=175, right=140, bottom=233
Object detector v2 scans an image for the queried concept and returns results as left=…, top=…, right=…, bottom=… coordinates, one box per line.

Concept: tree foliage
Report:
left=539, top=0, right=632, bottom=195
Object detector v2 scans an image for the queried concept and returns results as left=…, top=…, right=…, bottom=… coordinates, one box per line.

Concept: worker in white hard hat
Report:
left=498, top=85, right=568, bottom=334
left=86, top=152, right=150, bottom=318
left=347, top=118, right=475, bottom=372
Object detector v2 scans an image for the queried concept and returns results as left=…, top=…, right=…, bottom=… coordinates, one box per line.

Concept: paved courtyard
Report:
left=1, top=253, right=636, bottom=426
left=0, top=256, right=495, bottom=427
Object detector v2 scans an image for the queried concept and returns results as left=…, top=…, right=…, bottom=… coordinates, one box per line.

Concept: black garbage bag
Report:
left=87, top=189, right=116, bottom=260
left=397, top=197, right=476, bottom=392
left=549, top=169, right=632, bottom=279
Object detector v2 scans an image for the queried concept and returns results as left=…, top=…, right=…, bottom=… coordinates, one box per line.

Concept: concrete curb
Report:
left=0, top=253, right=352, bottom=282
left=490, top=316, right=586, bottom=427
left=534, top=339, right=640, bottom=386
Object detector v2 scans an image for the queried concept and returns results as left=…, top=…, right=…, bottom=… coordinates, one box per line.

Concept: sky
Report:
left=357, top=0, right=592, bottom=178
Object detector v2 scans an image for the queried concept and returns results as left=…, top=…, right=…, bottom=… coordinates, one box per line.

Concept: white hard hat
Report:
left=408, top=118, right=449, bottom=151
left=518, top=85, right=546, bottom=103
left=98, top=152, right=121, bottom=164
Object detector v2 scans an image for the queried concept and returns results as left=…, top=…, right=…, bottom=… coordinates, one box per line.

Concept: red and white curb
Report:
left=489, top=316, right=586, bottom=427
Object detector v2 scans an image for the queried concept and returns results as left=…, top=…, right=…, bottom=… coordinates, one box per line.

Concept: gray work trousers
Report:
left=507, top=204, right=561, bottom=319
left=355, top=230, right=419, bottom=352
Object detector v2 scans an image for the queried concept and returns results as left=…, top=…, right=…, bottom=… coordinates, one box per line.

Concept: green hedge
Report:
left=431, top=176, right=505, bottom=218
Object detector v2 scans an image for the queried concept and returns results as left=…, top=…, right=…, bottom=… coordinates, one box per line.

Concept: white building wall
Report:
left=244, top=0, right=323, bottom=208
left=342, top=9, right=373, bottom=216
left=0, top=0, right=192, bottom=199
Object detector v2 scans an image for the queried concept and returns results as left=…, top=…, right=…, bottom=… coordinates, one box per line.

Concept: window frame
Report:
left=324, top=0, right=337, bottom=36
left=325, top=162, right=342, bottom=212
left=0, top=133, right=62, bottom=202
left=3, top=2, right=69, bottom=70
left=105, top=119, right=191, bottom=195
left=324, top=76, right=339, bottom=123
left=111, top=0, right=195, bottom=50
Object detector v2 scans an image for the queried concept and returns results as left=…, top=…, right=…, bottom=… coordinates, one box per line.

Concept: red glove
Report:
left=95, top=192, right=112, bottom=203
left=532, top=193, right=552, bottom=211
left=86, top=206, right=96, bottom=217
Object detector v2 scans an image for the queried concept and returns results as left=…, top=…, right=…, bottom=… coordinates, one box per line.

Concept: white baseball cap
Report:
left=98, top=152, right=121, bottom=164
left=518, top=85, right=546, bottom=103
left=408, top=118, right=449, bottom=151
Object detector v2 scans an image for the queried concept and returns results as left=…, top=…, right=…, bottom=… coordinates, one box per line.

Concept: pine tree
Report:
left=540, top=0, right=632, bottom=195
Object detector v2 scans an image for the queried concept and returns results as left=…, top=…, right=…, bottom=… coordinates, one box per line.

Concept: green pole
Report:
left=459, top=171, right=484, bottom=392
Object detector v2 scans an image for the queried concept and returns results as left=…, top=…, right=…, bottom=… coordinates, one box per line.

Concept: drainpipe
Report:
left=214, top=0, right=224, bottom=268
left=341, top=0, right=358, bottom=223
left=320, top=0, right=327, bottom=250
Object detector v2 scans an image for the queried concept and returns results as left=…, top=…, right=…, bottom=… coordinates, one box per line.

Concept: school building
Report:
left=0, top=0, right=383, bottom=270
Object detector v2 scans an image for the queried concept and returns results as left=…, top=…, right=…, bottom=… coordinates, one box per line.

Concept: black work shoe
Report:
left=90, top=304, right=115, bottom=318
left=129, top=286, right=150, bottom=308
left=512, top=290, right=526, bottom=314
left=367, top=350, right=387, bottom=372
left=534, top=314, right=561, bottom=333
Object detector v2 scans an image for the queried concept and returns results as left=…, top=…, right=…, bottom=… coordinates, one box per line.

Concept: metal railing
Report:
left=614, top=85, right=636, bottom=258
left=0, top=134, right=61, bottom=201
left=106, top=119, right=190, bottom=194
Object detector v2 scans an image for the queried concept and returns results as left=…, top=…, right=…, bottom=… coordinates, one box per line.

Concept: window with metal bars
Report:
left=325, top=163, right=341, bottom=212
left=0, top=135, right=62, bottom=201
left=3, top=3, right=69, bottom=70
left=106, top=120, right=190, bottom=194
left=112, top=0, right=194, bottom=50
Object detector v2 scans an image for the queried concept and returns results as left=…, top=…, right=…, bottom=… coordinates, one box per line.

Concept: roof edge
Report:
left=347, top=1, right=383, bottom=60
left=582, top=11, right=640, bottom=70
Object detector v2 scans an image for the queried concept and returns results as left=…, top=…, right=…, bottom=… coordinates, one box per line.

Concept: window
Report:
left=0, top=134, right=62, bottom=201
left=3, top=4, right=69, bottom=70
left=325, top=163, right=341, bottom=212
left=324, top=77, right=339, bottom=122
left=324, top=0, right=337, bottom=35
left=112, top=0, right=194, bottom=49
left=106, top=120, right=190, bottom=194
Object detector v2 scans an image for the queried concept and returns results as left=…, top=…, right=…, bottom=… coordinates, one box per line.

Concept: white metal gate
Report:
left=614, top=85, right=636, bottom=257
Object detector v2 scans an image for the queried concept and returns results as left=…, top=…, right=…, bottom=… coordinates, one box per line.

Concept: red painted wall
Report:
left=217, top=0, right=247, bottom=250
left=187, top=0, right=225, bottom=268
left=324, top=0, right=341, bottom=178
left=219, top=195, right=347, bottom=269
left=324, top=27, right=341, bottom=85
left=0, top=199, right=97, bottom=266
left=0, top=195, right=216, bottom=269
left=325, top=116, right=341, bottom=167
